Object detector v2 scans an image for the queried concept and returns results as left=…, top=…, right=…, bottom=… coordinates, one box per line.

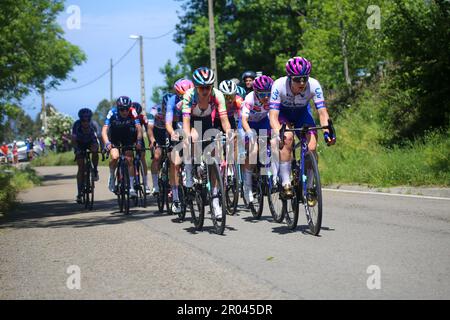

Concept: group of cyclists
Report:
left=71, top=55, right=336, bottom=220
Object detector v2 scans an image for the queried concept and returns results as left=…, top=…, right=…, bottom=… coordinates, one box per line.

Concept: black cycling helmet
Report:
left=131, top=102, right=142, bottom=114
left=78, top=108, right=93, bottom=120
left=241, top=70, right=257, bottom=81
left=116, top=96, right=132, bottom=109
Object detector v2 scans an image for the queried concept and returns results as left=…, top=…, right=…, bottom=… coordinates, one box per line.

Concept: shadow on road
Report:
left=0, top=198, right=174, bottom=230
left=242, top=215, right=274, bottom=223
left=271, top=224, right=335, bottom=236
left=41, top=173, right=77, bottom=182
left=183, top=224, right=238, bottom=236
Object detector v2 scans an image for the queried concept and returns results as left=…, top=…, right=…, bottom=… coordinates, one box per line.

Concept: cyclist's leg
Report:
left=151, top=127, right=165, bottom=194
left=278, top=111, right=296, bottom=195
left=139, top=138, right=150, bottom=193
left=90, top=142, right=99, bottom=181
left=125, top=148, right=136, bottom=195
left=184, top=117, right=203, bottom=189
left=75, top=146, right=85, bottom=202
left=108, top=147, right=119, bottom=192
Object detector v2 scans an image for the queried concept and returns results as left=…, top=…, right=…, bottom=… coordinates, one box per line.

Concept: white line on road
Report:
left=323, top=188, right=450, bottom=201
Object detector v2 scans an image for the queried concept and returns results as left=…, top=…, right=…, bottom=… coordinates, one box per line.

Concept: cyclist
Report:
left=166, top=79, right=194, bottom=214
left=240, top=75, right=276, bottom=203
left=182, top=67, right=231, bottom=220
left=72, top=108, right=100, bottom=204
left=269, top=56, right=336, bottom=198
left=218, top=79, right=243, bottom=179
left=236, top=85, right=247, bottom=99
left=217, top=80, right=243, bottom=130
left=131, top=102, right=152, bottom=195
left=241, top=70, right=257, bottom=95
left=148, top=93, right=171, bottom=196
left=102, top=96, right=143, bottom=197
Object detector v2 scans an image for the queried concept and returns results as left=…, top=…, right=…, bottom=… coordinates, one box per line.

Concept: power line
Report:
left=143, top=28, right=175, bottom=40
left=55, top=28, right=175, bottom=92
left=56, top=41, right=138, bottom=92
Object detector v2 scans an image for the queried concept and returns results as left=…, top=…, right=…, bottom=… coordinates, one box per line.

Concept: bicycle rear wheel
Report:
left=209, top=163, right=227, bottom=235
left=122, top=166, right=131, bottom=215
left=157, top=178, right=166, bottom=213
left=303, top=151, right=323, bottom=236
left=282, top=194, right=299, bottom=230
left=225, top=164, right=239, bottom=215
left=268, top=178, right=284, bottom=223
left=87, top=164, right=95, bottom=210
left=189, top=186, right=204, bottom=230
left=116, top=167, right=123, bottom=212
left=138, top=162, right=147, bottom=208
left=250, top=174, right=264, bottom=219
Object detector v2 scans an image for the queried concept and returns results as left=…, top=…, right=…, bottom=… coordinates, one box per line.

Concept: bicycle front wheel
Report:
left=303, top=151, right=323, bottom=236
left=177, top=183, right=187, bottom=221
left=225, top=164, right=239, bottom=215
left=189, top=186, right=204, bottom=230
left=209, top=163, right=227, bottom=235
left=123, top=166, right=131, bottom=215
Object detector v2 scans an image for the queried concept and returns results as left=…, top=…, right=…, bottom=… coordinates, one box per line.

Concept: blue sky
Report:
left=22, top=0, right=183, bottom=120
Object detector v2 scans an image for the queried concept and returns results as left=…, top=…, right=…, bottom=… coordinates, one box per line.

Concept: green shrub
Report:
left=0, top=165, right=41, bottom=216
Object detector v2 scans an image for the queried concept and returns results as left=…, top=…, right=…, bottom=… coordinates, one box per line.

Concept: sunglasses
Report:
left=256, top=91, right=271, bottom=99
left=291, top=76, right=309, bottom=83
left=197, top=85, right=212, bottom=91
left=118, top=107, right=129, bottom=112
left=81, top=118, right=90, bottom=122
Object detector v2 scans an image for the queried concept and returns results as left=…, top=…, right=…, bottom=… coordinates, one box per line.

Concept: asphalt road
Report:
left=0, top=166, right=449, bottom=299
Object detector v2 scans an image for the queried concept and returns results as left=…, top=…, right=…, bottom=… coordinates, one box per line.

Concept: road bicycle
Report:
left=113, top=145, right=141, bottom=215
left=278, top=119, right=335, bottom=235
left=187, top=134, right=227, bottom=235
left=75, top=149, right=103, bottom=211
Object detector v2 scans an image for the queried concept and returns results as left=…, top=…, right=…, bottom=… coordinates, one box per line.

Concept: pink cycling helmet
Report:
left=173, top=78, right=194, bottom=95
left=285, top=56, right=312, bottom=76
left=252, top=75, right=274, bottom=91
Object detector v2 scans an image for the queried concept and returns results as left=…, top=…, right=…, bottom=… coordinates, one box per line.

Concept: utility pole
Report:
left=41, top=89, right=47, bottom=134
left=138, top=35, right=146, bottom=111
left=110, top=58, right=113, bottom=103
left=208, top=0, right=218, bottom=88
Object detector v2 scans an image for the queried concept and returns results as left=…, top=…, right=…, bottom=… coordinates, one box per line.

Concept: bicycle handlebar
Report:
left=279, top=119, right=335, bottom=149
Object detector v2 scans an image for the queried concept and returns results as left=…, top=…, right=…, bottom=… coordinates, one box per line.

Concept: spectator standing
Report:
left=27, top=137, right=34, bottom=160
left=1, top=142, right=9, bottom=164
left=12, top=141, right=18, bottom=164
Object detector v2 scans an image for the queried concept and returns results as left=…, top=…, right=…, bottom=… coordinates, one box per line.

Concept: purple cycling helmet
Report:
left=285, top=56, right=312, bottom=76
left=252, top=75, right=274, bottom=91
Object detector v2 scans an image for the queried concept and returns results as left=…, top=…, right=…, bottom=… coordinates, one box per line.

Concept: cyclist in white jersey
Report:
left=240, top=75, right=279, bottom=203
left=269, top=56, right=336, bottom=197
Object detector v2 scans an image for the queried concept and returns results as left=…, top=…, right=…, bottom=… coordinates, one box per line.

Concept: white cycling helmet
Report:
left=219, top=80, right=237, bottom=95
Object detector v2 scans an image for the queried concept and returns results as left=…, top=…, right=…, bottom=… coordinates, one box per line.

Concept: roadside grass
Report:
left=318, top=86, right=450, bottom=187
left=0, top=165, right=42, bottom=216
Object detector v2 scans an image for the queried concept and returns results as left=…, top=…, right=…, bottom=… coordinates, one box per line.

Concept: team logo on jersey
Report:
left=315, top=88, right=322, bottom=99
left=271, top=89, right=279, bottom=100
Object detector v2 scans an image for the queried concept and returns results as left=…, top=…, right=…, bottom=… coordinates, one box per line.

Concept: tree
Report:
left=0, top=0, right=86, bottom=119
left=381, top=0, right=450, bottom=140
left=151, top=60, right=189, bottom=104
left=174, top=0, right=306, bottom=80
left=93, top=99, right=112, bottom=125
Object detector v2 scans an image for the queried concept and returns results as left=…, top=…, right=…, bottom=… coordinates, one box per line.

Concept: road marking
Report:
left=323, top=188, right=450, bottom=201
